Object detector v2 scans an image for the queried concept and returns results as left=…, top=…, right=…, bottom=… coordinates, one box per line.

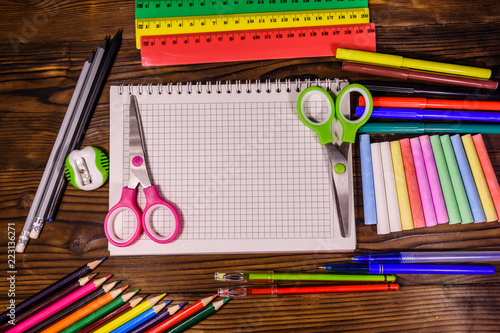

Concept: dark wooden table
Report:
left=1, top=1, right=500, bottom=331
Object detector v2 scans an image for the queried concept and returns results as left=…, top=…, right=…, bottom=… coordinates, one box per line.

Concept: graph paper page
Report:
left=109, top=81, right=355, bottom=255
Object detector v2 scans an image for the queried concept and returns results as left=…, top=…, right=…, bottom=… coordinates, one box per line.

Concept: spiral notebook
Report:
left=109, top=79, right=356, bottom=256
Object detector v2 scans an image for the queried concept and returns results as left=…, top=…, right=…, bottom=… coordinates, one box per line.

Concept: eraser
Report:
left=360, top=134, right=377, bottom=225
left=371, top=142, right=390, bottom=235
left=380, top=142, right=402, bottom=232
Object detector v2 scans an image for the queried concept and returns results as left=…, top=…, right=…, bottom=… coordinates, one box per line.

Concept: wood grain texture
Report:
left=1, top=0, right=500, bottom=331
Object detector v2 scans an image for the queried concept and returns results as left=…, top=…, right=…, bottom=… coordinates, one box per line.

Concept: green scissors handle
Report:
left=297, top=86, right=336, bottom=145
left=297, top=84, right=373, bottom=144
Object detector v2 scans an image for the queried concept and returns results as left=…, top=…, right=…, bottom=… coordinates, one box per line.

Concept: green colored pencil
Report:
left=60, top=290, right=139, bottom=333
left=166, top=298, right=229, bottom=333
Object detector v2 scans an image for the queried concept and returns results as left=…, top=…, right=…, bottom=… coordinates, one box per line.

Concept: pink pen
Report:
left=410, top=137, right=438, bottom=227
left=419, top=135, right=449, bottom=224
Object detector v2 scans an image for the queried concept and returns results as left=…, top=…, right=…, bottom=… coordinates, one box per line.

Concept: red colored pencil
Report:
left=145, top=295, right=217, bottom=333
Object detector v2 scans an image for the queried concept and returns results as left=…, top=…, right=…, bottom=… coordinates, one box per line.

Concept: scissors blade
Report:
left=128, top=95, right=152, bottom=188
left=325, top=142, right=351, bottom=238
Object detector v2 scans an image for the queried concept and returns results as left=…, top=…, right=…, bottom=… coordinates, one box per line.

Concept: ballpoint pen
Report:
left=218, top=284, right=400, bottom=297
left=215, top=271, right=396, bottom=283
left=322, top=263, right=496, bottom=275
left=353, top=251, right=500, bottom=263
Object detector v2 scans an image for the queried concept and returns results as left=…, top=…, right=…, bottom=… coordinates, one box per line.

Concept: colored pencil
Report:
left=0, top=258, right=104, bottom=326
left=111, top=301, right=171, bottom=333
left=94, top=293, right=165, bottom=333
left=6, top=275, right=110, bottom=333
left=65, top=291, right=140, bottom=333
left=25, top=280, right=119, bottom=333
left=41, top=284, right=127, bottom=333
left=0, top=273, right=95, bottom=331
left=128, top=303, right=186, bottom=333
left=166, top=298, right=229, bottom=333
left=145, top=295, right=217, bottom=333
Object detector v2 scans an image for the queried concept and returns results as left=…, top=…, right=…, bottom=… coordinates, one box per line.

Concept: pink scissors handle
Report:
left=142, top=185, right=181, bottom=244
left=104, top=187, right=143, bottom=247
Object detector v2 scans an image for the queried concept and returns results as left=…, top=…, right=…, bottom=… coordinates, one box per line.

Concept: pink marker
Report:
left=419, top=135, right=449, bottom=224
left=410, top=137, right=438, bottom=227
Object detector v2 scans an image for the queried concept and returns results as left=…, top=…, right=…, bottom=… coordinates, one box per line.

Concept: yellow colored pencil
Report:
left=93, top=293, right=166, bottom=333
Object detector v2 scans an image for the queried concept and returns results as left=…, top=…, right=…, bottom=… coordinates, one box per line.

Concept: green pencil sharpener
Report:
left=65, top=146, right=109, bottom=190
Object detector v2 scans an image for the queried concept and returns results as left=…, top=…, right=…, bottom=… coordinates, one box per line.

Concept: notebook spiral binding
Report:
left=117, top=78, right=349, bottom=96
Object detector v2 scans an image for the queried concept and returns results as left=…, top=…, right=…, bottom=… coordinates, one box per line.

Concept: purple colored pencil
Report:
left=127, top=302, right=187, bottom=333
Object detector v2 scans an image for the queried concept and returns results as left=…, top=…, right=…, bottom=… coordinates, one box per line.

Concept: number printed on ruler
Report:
left=135, top=0, right=369, bottom=18
left=135, top=8, right=370, bottom=48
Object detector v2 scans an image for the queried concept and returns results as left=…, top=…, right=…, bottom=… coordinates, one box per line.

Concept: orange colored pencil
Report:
left=41, top=285, right=128, bottom=333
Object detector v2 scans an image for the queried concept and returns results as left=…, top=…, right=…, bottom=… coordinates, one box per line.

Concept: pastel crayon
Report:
left=472, top=134, right=500, bottom=219
left=440, top=135, right=474, bottom=224
left=380, top=142, right=403, bottom=232
left=400, top=138, right=426, bottom=228
left=371, top=143, right=390, bottom=234
left=410, top=137, right=438, bottom=227
left=390, top=141, right=414, bottom=230
left=419, top=135, right=449, bottom=224
left=429, top=135, right=461, bottom=224
left=462, top=135, right=498, bottom=222
left=450, top=134, right=486, bottom=223
left=360, top=134, right=377, bottom=225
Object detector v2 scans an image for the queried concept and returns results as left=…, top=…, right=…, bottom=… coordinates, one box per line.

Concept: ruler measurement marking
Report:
left=136, top=0, right=369, bottom=18
left=136, top=8, right=370, bottom=48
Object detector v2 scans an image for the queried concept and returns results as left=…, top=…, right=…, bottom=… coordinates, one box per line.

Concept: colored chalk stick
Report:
left=400, top=138, right=426, bottom=228
left=390, top=141, right=414, bottom=230
left=360, top=134, right=377, bottom=225
left=371, top=142, right=390, bottom=234
left=440, top=135, right=474, bottom=224
left=462, top=134, right=498, bottom=222
left=472, top=134, right=500, bottom=219
left=429, top=135, right=461, bottom=224
left=380, top=142, right=403, bottom=232
left=410, top=137, right=438, bottom=227
left=419, top=135, right=449, bottom=224
left=450, top=134, right=486, bottom=223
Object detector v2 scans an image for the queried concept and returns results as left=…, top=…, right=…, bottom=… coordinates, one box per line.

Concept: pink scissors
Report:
left=105, top=95, right=181, bottom=247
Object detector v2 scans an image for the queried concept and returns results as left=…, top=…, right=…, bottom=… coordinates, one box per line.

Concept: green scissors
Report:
left=297, top=84, right=373, bottom=237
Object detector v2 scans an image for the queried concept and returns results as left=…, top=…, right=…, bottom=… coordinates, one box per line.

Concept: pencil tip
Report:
left=318, top=266, right=324, bottom=269
left=105, top=274, right=113, bottom=279
left=99, top=257, right=108, bottom=261
left=211, top=294, right=218, bottom=299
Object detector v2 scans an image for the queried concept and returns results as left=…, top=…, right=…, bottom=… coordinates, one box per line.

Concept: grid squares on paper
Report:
left=121, top=99, right=332, bottom=240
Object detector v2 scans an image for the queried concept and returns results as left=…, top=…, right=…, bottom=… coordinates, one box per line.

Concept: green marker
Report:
left=215, top=271, right=396, bottom=283
left=359, top=122, right=500, bottom=134
left=440, top=135, right=474, bottom=224
left=430, top=135, right=461, bottom=224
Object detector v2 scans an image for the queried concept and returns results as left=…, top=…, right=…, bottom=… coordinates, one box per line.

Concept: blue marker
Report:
left=356, top=107, right=500, bottom=122
left=322, top=263, right=496, bottom=275
left=353, top=251, right=500, bottom=263
left=450, top=135, right=486, bottom=223
left=360, top=134, right=377, bottom=225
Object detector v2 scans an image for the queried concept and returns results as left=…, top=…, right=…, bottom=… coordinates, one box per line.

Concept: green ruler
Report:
left=135, top=0, right=369, bottom=18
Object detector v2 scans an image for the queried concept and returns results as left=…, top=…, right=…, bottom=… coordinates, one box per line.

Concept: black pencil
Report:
left=0, top=258, right=105, bottom=325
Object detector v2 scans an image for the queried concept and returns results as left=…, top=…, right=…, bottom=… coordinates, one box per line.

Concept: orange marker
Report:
left=41, top=285, right=128, bottom=333
left=359, top=96, right=500, bottom=111
left=472, top=134, right=500, bottom=218
left=145, top=294, right=217, bottom=333
left=400, top=138, right=426, bottom=228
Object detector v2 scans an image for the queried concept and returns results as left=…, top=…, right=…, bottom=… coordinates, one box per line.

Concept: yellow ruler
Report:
left=135, top=8, right=370, bottom=48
